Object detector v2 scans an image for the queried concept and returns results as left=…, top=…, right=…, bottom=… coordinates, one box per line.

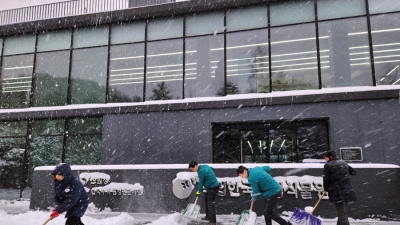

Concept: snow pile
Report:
left=91, top=182, right=144, bottom=195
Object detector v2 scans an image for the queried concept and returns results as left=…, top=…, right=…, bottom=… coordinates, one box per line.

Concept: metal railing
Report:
left=0, top=0, right=185, bottom=25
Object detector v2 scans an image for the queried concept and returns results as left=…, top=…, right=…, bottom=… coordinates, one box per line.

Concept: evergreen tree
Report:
left=149, top=81, right=173, bottom=100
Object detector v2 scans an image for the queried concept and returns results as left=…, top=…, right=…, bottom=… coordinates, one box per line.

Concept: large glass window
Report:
left=319, top=17, right=372, bottom=87
left=370, top=13, right=400, bottom=85
left=146, top=39, right=183, bottom=100
left=3, top=34, right=36, bottom=56
left=73, top=25, right=109, bottom=48
left=65, top=117, right=103, bottom=165
left=226, top=29, right=269, bottom=94
left=270, top=24, right=318, bottom=91
left=37, top=30, right=71, bottom=52
left=34, top=51, right=69, bottom=106
left=0, top=121, right=28, bottom=200
left=111, top=21, right=145, bottom=44
left=317, top=0, right=366, bottom=21
left=109, top=43, right=144, bottom=102
left=71, top=47, right=108, bottom=104
left=185, top=35, right=224, bottom=98
left=1, top=54, right=34, bottom=109
left=148, top=17, right=183, bottom=41
left=270, top=0, right=314, bottom=26
left=212, top=120, right=329, bottom=163
left=186, top=12, right=224, bottom=37
left=226, top=6, right=268, bottom=32
left=368, top=0, right=400, bottom=14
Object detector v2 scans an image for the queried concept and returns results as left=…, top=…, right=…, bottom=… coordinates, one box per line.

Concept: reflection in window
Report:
left=0, top=121, right=28, bottom=137
left=66, top=135, right=102, bottom=165
left=71, top=47, right=108, bottom=104
left=147, top=17, right=183, bottom=41
left=1, top=54, right=34, bottom=109
left=111, top=21, right=145, bottom=44
left=317, top=0, right=366, bottom=21
left=212, top=121, right=329, bottom=163
left=3, top=34, right=36, bottom=56
left=109, top=44, right=144, bottom=102
left=186, top=12, right=224, bottom=37
left=319, top=17, right=372, bottom=87
left=226, top=29, right=269, bottom=94
left=37, top=30, right=71, bottom=52
left=146, top=39, right=183, bottom=100
left=34, top=51, right=69, bottom=106
left=31, top=119, right=65, bottom=135
left=270, top=0, right=314, bottom=27
left=368, top=0, right=400, bottom=14
left=185, top=35, right=224, bottom=98
left=73, top=25, right=109, bottom=48
left=271, top=24, right=318, bottom=91
left=0, top=138, right=25, bottom=192
left=68, top=117, right=103, bottom=134
left=370, top=13, right=400, bottom=85
left=226, top=6, right=268, bottom=32
left=28, top=136, right=63, bottom=186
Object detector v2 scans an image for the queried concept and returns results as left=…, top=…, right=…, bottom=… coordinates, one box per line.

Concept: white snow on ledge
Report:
left=1, top=85, right=399, bottom=114
left=35, top=163, right=400, bottom=171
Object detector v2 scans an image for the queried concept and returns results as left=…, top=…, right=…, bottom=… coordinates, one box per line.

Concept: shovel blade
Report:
left=236, top=210, right=257, bottom=225
left=289, top=207, right=321, bottom=225
left=182, top=203, right=200, bottom=219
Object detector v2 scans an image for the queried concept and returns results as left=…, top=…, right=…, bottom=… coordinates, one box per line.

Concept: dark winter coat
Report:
left=52, top=163, right=89, bottom=218
left=197, top=165, right=220, bottom=192
left=323, top=156, right=357, bottom=203
left=248, top=166, right=281, bottom=199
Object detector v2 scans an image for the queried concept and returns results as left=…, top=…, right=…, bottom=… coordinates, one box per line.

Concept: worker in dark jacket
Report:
left=323, top=151, right=357, bottom=225
left=236, top=165, right=290, bottom=225
left=189, top=161, right=219, bottom=225
left=50, top=163, right=89, bottom=225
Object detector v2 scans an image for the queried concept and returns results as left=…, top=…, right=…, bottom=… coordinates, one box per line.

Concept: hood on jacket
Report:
left=52, top=163, right=74, bottom=184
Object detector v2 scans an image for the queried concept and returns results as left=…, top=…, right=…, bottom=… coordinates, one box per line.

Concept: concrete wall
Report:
left=30, top=164, right=400, bottom=220
left=101, top=98, right=400, bottom=165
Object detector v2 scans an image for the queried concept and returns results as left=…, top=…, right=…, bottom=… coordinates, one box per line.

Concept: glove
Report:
left=196, top=191, right=201, bottom=196
left=50, top=211, right=60, bottom=219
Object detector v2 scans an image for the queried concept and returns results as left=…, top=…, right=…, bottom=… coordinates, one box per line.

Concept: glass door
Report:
left=241, top=130, right=269, bottom=163
left=268, top=128, right=295, bottom=163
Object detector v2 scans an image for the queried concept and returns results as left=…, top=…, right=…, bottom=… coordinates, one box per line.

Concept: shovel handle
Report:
left=194, top=195, right=199, bottom=205
left=250, top=200, right=254, bottom=211
left=43, top=217, right=52, bottom=225
left=311, top=191, right=326, bottom=214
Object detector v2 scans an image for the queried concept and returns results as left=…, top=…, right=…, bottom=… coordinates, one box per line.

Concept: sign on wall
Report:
left=340, top=147, right=363, bottom=161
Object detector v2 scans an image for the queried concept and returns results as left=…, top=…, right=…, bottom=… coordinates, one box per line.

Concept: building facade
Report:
left=0, top=0, right=399, bottom=199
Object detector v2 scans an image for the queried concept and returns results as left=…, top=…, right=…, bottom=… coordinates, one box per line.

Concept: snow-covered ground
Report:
left=1, top=200, right=399, bottom=225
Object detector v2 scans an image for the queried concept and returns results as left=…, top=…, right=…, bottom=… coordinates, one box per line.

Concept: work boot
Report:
left=201, top=216, right=210, bottom=221
left=207, top=223, right=216, bottom=225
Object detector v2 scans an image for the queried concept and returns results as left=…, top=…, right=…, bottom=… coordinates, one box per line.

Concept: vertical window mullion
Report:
left=29, top=33, right=39, bottom=107
left=143, top=21, right=148, bottom=102
left=20, top=120, right=32, bottom=199
left=223, top=9, right=227, bottom=96
left=67, top=29, right=74, bottom=105
left=365, top=0, right=376, bottom=86
left=314, top=0, right=322, bottom=89
left=106, top=24, right=111, bottom=103
left=0, top=39, right=5, bottom=106
left=182, top=15, right=186, bottom=99
left=62, top=118, right=69, bottom=163
left=267, top=3, right=272, bottom=93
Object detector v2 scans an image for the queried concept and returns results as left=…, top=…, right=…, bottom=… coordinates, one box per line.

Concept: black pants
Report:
left=205, top=186, right=219, bottom=223
left=334, top=201, right=350, bottom=225
left=263, top=191, right=287, bottom=225
left=66, top=217, right=84, bottom=225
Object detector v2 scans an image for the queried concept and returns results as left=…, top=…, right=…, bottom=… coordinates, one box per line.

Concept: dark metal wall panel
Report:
left=127, top=113, right=149, bottom=164
left=161, top=111, right=179, bottom=163
left=379, top=99, right=400, bottom=165
left=358, top=100, right=385, bottom=163
left=192, top=109, right=211, bottom=163
left=101, top=114, right=119, bottom=164
left=176, top=110, right=194, bottom=163
left=336, top=102, right=362, bottom=148
left=117, top=114, right=135, bottom=164
left=144, top=112, right=163, bottom=163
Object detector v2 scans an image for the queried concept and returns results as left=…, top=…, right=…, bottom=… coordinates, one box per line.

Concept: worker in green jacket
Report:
left=236, top=165, right=290, bottom=225
left=189, top=161, right=219, bottom=225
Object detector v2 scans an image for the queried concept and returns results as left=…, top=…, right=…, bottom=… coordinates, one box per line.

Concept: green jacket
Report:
left=197, top=164, right=219, bottom=192
left=248, top=166, right=281, bottom=199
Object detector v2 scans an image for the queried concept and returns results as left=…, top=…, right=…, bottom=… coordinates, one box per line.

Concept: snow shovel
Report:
left=42, top=217, right=52, bottom=225
left=289, top=191, right=326, bottom=225
left=235, top=200, right=257, bottom=225
left=182, top=195, right=201, bottom=219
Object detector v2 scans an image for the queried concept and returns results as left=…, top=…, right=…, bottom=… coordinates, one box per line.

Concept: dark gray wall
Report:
left=102, top=98, right=400, bottom=165
left=30, top=165, right=400, bottom=220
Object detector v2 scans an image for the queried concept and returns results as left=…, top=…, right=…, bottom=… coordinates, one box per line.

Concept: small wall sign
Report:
left=340, top=147, right=363, bottom=161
